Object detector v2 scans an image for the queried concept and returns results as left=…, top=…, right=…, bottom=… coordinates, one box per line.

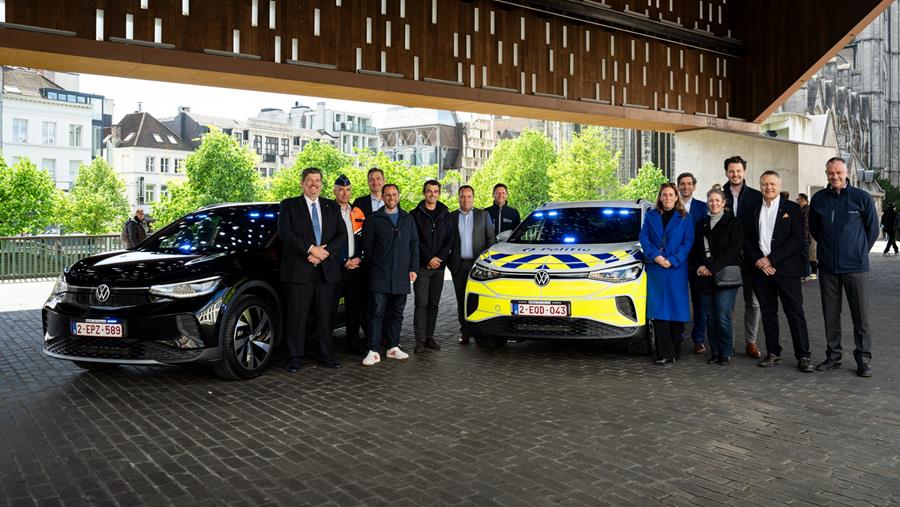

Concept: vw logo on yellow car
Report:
left=95, top=284, right=110, bottom=303
left=534, top=270, right=550, bottom=287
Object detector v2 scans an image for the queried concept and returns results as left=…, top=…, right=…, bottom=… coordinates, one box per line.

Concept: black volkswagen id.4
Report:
left=42, top=203, right=295, bottom=379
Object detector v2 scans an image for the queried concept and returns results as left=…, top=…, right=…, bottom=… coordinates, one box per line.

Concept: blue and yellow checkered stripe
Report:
left=480, top=249, right=644, bottom=271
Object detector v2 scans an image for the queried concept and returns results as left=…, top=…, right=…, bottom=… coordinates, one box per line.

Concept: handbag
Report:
left=703, top=226, right=742, bottom=289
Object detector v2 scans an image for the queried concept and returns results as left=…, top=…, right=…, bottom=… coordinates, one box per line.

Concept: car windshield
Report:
left=140, top=208, right=278, bottom=254
left=508, top=207, right=641, bottom=244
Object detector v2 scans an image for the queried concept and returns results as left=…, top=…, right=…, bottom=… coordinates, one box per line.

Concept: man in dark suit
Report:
left=448, top=185, right=495, bottom=345
left=743, top=170, right=813, bottom=373
left=278, top=167, right=347, bottom=372
left=349, top=167, right=385, bottom=346
left=677, top=172, right=710, bottom=354
left=722, top=155, right=764, bottom=359
left=351, top=167, right=385, bottom=216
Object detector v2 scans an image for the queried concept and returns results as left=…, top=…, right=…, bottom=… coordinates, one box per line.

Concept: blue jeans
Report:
left=700, top=288, right=739, bottom=360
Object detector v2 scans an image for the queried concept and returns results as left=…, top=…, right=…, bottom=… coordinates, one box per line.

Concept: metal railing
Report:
left=0, top=234, right=122, bottom=281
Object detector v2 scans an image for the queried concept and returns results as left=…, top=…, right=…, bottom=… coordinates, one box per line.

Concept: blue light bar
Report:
left=534, top=212, right=544, bottom=218
left=106, top=319, right=118, bottom=324
left=197, top=213, right=208, bottom=219
left=248, top=212, right=260, bottom=218
left=563, top=236, right=576, bottom=243
left=619, top=209, right=631, bottom=215
left=548, top=211, right=559, bottom=217
left=264, top=212, right=276, bottom=218
left=602, top=209, right=614, bottom=215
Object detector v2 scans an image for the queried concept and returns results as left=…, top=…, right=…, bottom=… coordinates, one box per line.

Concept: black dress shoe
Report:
left=857, top=365, right=872, bottom=377
left=707, top=356, right=720, bottom=365
left=425, top=338, right=441, bottom=350
left=414, top=341, right=426, bottom=353
left=718, top=356, right=733, bottom=365
left=320, top=357, right=342, bottom=369
left=815, top=359, right=841, bottom=371
left=653, top=358, right=674, bottom=367
left=286, top=358, right=301, bottom=373
left=758, top=354, right=781, bottom=367
left=798, top=358, right=814, bottom=373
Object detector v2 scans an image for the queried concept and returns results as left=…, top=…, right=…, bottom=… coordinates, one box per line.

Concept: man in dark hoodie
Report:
left=409, top=179, right=454, bottom=353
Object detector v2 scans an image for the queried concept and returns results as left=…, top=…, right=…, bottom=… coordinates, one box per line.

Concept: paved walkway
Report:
left=1, top=253, right=899, bottom=505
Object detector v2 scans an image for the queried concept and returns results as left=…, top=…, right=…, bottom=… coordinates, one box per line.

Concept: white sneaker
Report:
left=386, top=347, right=409, bottom=360
left=362, top=350, right=381, bottom=366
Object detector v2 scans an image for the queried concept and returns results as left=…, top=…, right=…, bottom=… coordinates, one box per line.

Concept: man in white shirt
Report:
left=744, top=170, right=812, bottom=372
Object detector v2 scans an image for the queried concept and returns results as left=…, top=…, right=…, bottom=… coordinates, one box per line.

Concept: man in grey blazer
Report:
left=448, top=185, right=496, bottom=344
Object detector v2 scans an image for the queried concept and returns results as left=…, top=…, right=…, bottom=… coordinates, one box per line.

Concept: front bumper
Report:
left=464, top=275, right=647, bottom=341
left=42, top=305, right=221, bottom=366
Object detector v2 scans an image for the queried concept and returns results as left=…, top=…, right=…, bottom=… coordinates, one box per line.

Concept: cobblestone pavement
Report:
left=1, top=255, right=899, bottom=506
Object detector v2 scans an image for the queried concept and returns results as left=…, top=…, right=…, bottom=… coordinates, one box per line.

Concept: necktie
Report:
left=311, top=202, right=322, bottom=245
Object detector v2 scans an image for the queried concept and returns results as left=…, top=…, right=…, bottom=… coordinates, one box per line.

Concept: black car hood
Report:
left=65, top=250, right=218, bottom=286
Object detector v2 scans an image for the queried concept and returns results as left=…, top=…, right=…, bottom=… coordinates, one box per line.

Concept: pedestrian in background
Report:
left=677, top=172, right=709, bottom=354
left=689, top=185, right=743, bottom=365
left=121, top=208, right=147, bottom=249
left=410, top=179, right=454, bottom=353
left=744, top=171, right=813, bottom=372
left=640, top=183, right=695, bottom=366
left=810, top=157, right=880, bottom=377
left=448, top=185, right=495, bottom=345
left=796, top=193, right=818, bottom=279
left=360, top=184, right=417, bottom=367
left=881, top=203, right=898, bottom=256
left=722, top=155, right=764, bottom=359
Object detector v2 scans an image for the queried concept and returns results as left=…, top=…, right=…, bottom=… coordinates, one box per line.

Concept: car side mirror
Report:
left=497, top=230, right=512, bottom=242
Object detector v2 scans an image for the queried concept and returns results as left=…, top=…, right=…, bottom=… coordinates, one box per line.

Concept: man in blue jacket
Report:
left=678, top=172, right=709, bottom=354
left=809, top=157, right=879, bottom=377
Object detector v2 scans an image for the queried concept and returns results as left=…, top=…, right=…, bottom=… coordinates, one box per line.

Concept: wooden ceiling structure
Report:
left=0, top=0, right=892, bottom=133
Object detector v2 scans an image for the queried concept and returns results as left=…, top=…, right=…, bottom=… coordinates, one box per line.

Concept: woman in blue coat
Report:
left=640, top=183, right=695, bottom=365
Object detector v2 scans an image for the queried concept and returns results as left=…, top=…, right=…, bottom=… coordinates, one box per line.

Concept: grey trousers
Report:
left=413, top=267, right=445, bottom=343
left=819, top=271, right=872, bottom=366
left=741, top=266, right=760, bottom=344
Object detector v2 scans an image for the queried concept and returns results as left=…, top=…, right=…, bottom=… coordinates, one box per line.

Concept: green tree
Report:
left=0, top=156, right=59, bottom=235
left=152, top=129, right=261, bottom=226
left=268, top=140, right=354, bottom=202
left=548, top=127, right=621, bottom=202
left=876, top=172, right=900, bottom=207
left=470, top=129, right=554, bottom=215
left=612, top=162, right=668, bottom=201
left=60, top=159, right=129, bottom=234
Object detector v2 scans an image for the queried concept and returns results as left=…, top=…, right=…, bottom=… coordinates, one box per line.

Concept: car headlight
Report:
left=588, top=263, right=643, bottom=283
left=150, top=276, right=222, bottom=299
left=50, top=274, right=68, bottom=297
left=470, top=263, right=502, bottom=281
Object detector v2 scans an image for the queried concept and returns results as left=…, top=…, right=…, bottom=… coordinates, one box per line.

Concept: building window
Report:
left=145, top=156, right=155, bottom=172
left=174, top=159, right=184, bottom=173
left=12, top=118, right=28, bottom=142
left=253, top=135, right=263, bottom=154
left=145, top=184, right=156, bottom=203
left=281, top=138, right=289, bottom=156
left=160, top=158, right=170, bottom=173
left=42, top=122, right=57, bottom=145
left=69, top=160, right=81, bottom=181
left=265, top=136, right=278, bottom=155
left=69, top=125, right=83, bottom=147
left=160, top=185, right=168, bottom=199
left=152, top=133, right=164, bottom=143
left=42, top=159, right=57, bottom=181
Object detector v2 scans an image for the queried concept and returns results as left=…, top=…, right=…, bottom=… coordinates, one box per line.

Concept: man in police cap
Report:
left=333, top=174, right=367, bottom=355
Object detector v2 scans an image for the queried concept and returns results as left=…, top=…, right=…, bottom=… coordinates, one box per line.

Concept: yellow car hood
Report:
left=478, top=242, right=645, bottom=272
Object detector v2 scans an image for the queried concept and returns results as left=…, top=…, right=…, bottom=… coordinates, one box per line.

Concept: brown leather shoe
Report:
left=458, top=335, right=470, bottom=345
left=693, top=343, right=706, bottom=354
left=746, top=342, right=762, bottom=359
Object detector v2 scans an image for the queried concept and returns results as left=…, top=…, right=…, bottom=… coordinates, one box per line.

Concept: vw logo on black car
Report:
left=534, top=270, right=550, bottom=287
left=95, top=284, right=110, bottom=303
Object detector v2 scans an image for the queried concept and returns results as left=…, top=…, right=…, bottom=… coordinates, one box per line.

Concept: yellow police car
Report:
left=465, top=200, right=652, bottom=353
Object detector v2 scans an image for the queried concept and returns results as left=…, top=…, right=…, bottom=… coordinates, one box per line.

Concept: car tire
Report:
left=625, top=324, right=654, bottom=356
left=72, top=360, right=119, bottom=371
left=214, top=295, right=277, bottom=380
left=475, top=335, right=508, bottom=349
